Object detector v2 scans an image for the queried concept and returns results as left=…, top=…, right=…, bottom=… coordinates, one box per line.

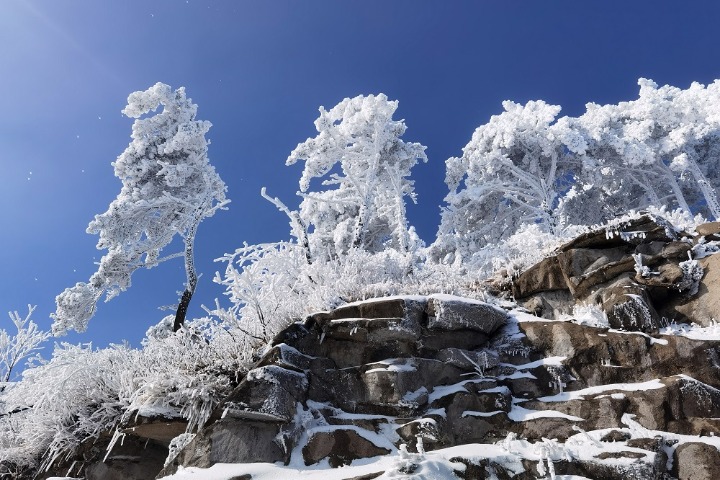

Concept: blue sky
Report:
left=2, top=0, right=720, bottom=348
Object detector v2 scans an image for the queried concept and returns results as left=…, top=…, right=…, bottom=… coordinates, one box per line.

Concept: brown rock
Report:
left=634, top=262, right=684, bottom=288
left=595, top=451, right=647, bottom=459
left=673, top=442, right=720, bottom=480
left=601, top=430, right=631, bottom=442
left=695, top=222, right=720, bottom=237
left=557, top=247, right=636, bottom=298
left=164, top=419, right=284, bottom=474
left=426, top=296, right=507, bottom=335
left=512, top=256, right=568, bottom=299
left=663, top=376, right=720, bottom=420
left=361, top=357, right=462, bottom=408
left=561, top=215, right=676, bottom=251
left=436, top=348, right=499, bottom=372
left=44, top=434, right=168, bottom=480
left=601, top=277, right=661, bottom=332
left=519, top=321, right=720, bottom=390
left=660, top=241, right=693, bottom=260
left=220, top=365, right=308, bottom=422
left=325, top=297, right=427, bottom=324
left=256, top=343, right=314, bottom=371
left=663, top=254, right=718, bottom=327
left=419, top=329, right=489, bottom=353
left=395, top=417, right=442, bottom=450
left=302, top=428, right=391, bottom=467
left=121, top=417, right=187, bottom=446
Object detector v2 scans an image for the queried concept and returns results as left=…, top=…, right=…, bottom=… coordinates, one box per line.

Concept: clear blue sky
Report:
left=2, top=0, right=720, bottom=348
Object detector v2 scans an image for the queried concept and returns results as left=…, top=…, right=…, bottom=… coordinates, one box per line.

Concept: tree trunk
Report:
left=173, top=289, right=193, bottom=332
left=173, top=219, right=199, bottom=332
left=687, top=156, right=720, bottom=220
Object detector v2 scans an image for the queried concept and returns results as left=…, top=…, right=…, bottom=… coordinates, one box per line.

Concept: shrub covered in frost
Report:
left=0, top=316, right=251, bottom=475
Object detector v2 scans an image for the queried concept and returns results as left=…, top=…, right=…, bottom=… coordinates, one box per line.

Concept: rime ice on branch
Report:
left=51, top=83, right=228, bottom=335
left=436, top=78, right=720, bottom=262
left=286, top=93, right=427, bottom=260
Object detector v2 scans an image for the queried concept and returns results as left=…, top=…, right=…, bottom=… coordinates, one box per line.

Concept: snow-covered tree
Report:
left=436, top=79, right=720, bottom=263
left=286, top=94, right=427, bottom=259
left=437, top=100, right=575, bottom=259
left=0, top=306, right=48, bottom=384
left=556, top=102, right=682, bottom=225
left=632, top=78, right=720, bottom=219
left=51, top=83, right=228, bottom=335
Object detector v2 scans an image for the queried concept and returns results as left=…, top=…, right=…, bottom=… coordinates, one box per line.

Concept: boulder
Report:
left=256, top=343, right=314, bottom=371
left=663, top=375, right=720, bottom=420
left=695, top=221, right=720, bottom=237
left=321, top=297, right=427, bottom=324
left=162, top=418, right=284, bottom=474
left=426, top=295, right=507, bottom=335
left=84, top=436, right=167, bottom=480
left=395, top=417, right=443, bottom=450
left=436, top=347, right=499, bottom=373
left=634, top=261, right=684, bottom=288
left=512, top=256, right=567, bottom=298
left=417, top=329, right=489, bottom=353
left=302, top=428, right=391, bottom=467
left=561, top=215, right=677, bottom=250
left=673, top=442, right=720, bottom=480
left=120, top=413, right=187, bottom=446
left=221, top=365, right=307, bottom=422
left=307, top=363, right=367, bottom=412
left=601, top=276, right=661, bottom=332
left=663, top=253, right=719, bottom=327
left=361, top=357, right=463, bottom=410
left=321, top=316, right=422, bottom=345
left=556, top=246, right=635, bottom=298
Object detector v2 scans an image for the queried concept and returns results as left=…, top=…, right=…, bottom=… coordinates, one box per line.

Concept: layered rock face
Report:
left=509, top=215, right=718, bottom=333
left=161, top=294, right=511, bottom=475
left=160, top=298, right=720, bottom=477
left=40, top=216, right=720, bottom=479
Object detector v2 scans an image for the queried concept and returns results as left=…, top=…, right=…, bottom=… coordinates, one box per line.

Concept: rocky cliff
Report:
left=43, top=216, right=720, bottom=480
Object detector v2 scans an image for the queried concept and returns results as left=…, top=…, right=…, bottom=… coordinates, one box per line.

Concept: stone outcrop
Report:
left=162, top=279, right=720, bottom=478
left=161, top=294, right=511, bottom=475
left=510, top=215, right=714, bottom=334
left=35, top=216, right=720, bottom=480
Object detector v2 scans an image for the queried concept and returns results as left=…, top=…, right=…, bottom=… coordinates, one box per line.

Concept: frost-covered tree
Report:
left=437, top=100, right=576, bottom=258
left=0, top=306, right=48, bottom=384
left=560, top=79, right=717, bottom=224
left=286, top=94, right=427, bottom=259
left=52, top=83, right=228, bottom=335
left=631, top=78, right=720, bottom=219
left=557, top=79, right=720, bottom=225
left=436, top=79, right=720, bottom=262
left=557, top=102, right=683, bottom=225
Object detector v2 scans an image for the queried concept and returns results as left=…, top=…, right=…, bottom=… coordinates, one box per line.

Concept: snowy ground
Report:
left=155, top=441, right=593, bottom=480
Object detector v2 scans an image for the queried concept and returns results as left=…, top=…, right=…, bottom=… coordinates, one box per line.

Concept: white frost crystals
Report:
left=435, top=78, right=720, bottom=263
left=51, top=83, right=228, bottom=335
left=286, top=93, right=427, bottom=257
left=0, top=305, right=49, bottom=384
left=677, top=255, right=704, bottom=295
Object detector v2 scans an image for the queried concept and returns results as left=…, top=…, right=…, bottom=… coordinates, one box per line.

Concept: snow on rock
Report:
left=32, top=244, right=720, bottom=479
left=537, top=378, right=666, bottom=403
left=507, top=403, right=584, bottom=422
left=427, top=294, right=508, bottom=335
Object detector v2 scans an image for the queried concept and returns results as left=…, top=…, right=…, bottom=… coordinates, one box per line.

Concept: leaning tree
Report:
left=52, top=83, right=228, bottom=335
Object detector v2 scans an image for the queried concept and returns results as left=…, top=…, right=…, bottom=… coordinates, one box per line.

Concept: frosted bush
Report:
left=0, top=315, right=251, bottom=475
